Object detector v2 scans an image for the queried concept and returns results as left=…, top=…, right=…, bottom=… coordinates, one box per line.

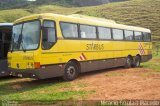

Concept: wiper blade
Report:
left=16, top=34, right=26, bottom=52
left=20, top=35, right=26, bottom=52
left=21, top=41, right=26, bottom=52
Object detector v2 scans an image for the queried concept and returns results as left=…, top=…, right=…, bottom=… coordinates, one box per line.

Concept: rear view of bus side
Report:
left=8, top=13, right=152, bottom=81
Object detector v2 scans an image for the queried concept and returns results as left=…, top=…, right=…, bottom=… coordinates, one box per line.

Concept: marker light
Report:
left=34, top=62, right=40, bottom=69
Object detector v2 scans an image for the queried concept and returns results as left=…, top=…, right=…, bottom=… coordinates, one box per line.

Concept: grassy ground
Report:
left=142, top=51, right=160, bottom=71
left=0, top=78, right=94, bottom=101
left=0, top=0, right=160, bottom=39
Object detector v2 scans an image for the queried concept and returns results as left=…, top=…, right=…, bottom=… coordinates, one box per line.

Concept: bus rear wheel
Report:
left=63, top=61, right=79, bottom=81
left=125, top=57, right=133, bottom=68
left=133, top=56, right=141, bottom=67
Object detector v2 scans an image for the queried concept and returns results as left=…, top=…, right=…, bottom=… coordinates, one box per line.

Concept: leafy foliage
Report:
left=0, top=0, right=28, bottom=10
left=0, top=0, right=74, bottom=10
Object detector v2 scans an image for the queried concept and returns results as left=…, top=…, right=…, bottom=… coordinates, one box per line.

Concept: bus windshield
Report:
left=11, top=20, right=40, bottom=51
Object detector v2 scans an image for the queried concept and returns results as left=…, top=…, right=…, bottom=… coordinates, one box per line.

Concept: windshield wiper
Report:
left=21, top=36, right=26, bottom=52
left=17, top=34, right=26, bottom=52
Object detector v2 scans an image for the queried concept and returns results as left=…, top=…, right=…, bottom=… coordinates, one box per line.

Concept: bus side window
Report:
left=124, top=30, right=134, bottom=41
left=42, top=20, right=56, bottom=50
left=80, top=25, right=97, bottom=39
left=135, top=31, right=143, bottom=41
left=81, top=32, right=86, bottom=38
left=60, top=22, right=78, bottom=38
left=98, top=27, right=112, bottom=40
left=112, top=29, right=124, bottom=40
left=143, top=32, right=151, bottom=42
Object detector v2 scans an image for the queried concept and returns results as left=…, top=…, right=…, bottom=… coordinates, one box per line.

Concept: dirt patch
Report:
left=72, top=68, right=160, bottom=100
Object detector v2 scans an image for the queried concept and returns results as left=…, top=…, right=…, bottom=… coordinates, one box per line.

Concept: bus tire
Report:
left=133, top=56, right=141, bottom=67
left=125, top=57, right=133, bottom=68
left=63, top=61, right=79, bottom=81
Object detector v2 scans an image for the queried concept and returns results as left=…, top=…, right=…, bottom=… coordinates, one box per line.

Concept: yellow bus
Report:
left=8, top=13, right=152, bottom=81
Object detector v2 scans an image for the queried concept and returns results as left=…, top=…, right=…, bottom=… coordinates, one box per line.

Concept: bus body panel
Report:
left=8, top=40, right=152, bottom=79
left=9, top=54, right=152, bottom=79
left=8, top=51, right=34, bottom=69
left=39, top=40, right=152, bottom=65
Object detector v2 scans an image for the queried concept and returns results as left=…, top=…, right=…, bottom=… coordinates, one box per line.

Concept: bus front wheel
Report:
left=63, top=61, right=79, bottom=81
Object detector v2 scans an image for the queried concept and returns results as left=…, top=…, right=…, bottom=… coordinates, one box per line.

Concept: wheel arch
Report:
left=68, top=59, right=81, bottom=73
left=136, top=54, right=141, bottom=62
left=127, top=55, right=133, bottom=60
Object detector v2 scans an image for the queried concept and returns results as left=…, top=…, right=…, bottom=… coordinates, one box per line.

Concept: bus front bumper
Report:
left=10, top=68, right=42, bottom=79
left=9, top=65, right=64, bottom=79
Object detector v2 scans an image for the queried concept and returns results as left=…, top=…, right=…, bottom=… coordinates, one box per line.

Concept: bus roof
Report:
left=14, top=13, right=151, bottom=33
left=69, top=14, right=116, bottom=23
left=0, top=23, right=13, bottom=27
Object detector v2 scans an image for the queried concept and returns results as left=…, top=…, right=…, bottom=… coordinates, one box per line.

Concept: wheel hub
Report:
left=67, top=66, right=76, bottom=78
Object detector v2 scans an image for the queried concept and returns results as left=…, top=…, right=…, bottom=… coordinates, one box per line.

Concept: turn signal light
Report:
left=34, top=62, right=40, bottom=69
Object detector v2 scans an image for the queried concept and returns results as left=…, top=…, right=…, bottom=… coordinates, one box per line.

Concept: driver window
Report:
left=42, top=20, right=56, bottom=50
